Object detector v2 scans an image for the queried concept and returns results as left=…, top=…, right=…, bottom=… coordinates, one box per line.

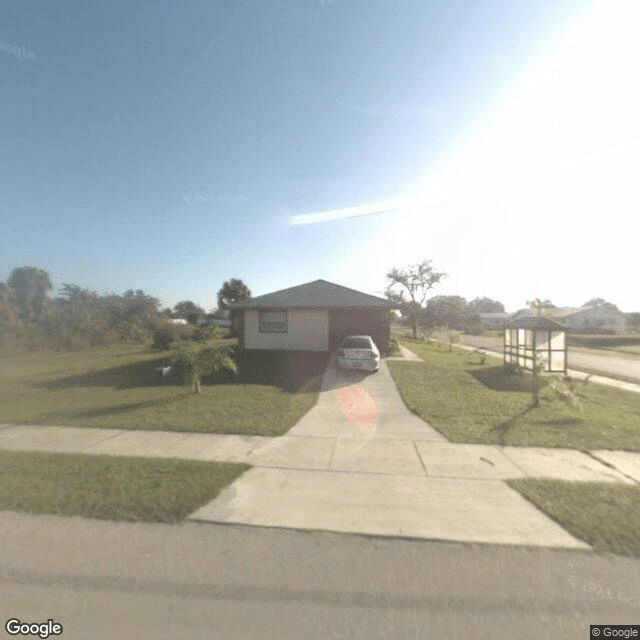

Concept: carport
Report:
left=329, top=308, right=392, bottom=353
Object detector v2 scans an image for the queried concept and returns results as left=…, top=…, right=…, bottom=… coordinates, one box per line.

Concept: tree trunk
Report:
left=195, top=378, right=201, bottom=394
left=531, top=369, right=539, bottom=407
left=412, top=316, right=418, bottom=339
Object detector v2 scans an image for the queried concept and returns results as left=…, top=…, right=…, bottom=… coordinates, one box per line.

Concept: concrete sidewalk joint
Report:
left=0, top=348, right=638, bottom=549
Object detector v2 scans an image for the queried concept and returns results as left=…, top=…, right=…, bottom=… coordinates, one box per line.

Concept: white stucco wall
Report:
left=244, top=309, right=329, bottom=351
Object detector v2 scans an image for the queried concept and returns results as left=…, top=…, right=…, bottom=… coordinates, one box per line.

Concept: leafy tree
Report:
left=526, top=298, right=555, bottom=315
left=468, top=297, right=505, bottom=313
left=173, top=300, right=205, bottom=325
left=217, top=279, right=251, bottom=310
left=423, top=295, right=469, bottom=329
left=101, top=289, right=160, bottom=342
left=172, top=339, right=237, bottom=394
left=7, top=266, right=52, bottom=325
left=52, top=285, right=160, bottom=349
left=53, top=283, right=110, bottom=348
left=626, top=312, right=640, bottom=330
left=386, top=260, right=447, bottom=339
left=582, top=298, right=618, bottom=310
left=218, top=279, right=251, bottom=336
left=0, top=282, right=23, bottom=347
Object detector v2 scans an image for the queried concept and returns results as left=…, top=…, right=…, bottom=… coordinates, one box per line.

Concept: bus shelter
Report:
left=504, top=316, right=567, bottom=374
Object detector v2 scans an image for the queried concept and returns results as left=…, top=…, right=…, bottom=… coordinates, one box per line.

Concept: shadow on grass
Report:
left=34, top=357, right=180, bottom=390
left=43, top=393, right=189, bottom=421
left=533, top=416, right=584, bottom=429
left=490, top=404, right=535, bottom=445
left=33, top=350, right=331, bottom=395
left=467, top=366, right=549, bottom=393
left=237, top=351, right=331, bottom=393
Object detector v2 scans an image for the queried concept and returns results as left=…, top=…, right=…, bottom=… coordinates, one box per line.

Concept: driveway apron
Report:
left=190, top=355, right=590, bottom=549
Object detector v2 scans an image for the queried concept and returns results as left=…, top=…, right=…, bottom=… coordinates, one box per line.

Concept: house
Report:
left=199, top=310, right=231, bottom=328
left=508, top=305, right=627, bottom=333
left=230, top=279, right=399, bottom=355
left=168, top=318, right=188, bottom=325
left=547, top=305, right=627, bottom=333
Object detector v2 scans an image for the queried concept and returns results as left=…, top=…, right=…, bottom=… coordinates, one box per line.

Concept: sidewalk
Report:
left=1, top=423, right=638, bottom=485
left=1, top=347, right=638, bottom=550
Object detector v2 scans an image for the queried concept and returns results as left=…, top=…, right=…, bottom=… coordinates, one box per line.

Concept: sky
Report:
left=2, top=0, right=638, bottom=313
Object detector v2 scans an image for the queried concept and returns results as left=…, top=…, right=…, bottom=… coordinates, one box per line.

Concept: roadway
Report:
left=1, top=511, right=639, bottom=640
left=448, top=333, right=640, bottom=383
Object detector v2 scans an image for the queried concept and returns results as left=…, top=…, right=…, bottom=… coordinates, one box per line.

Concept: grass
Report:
left=0, top=449, right=249, bottom=523
left=388, top=339, right=640, bottom=450
left=567, top=334, right=640, bottom=356
left=508, top=479, right=640, bottom=557
left=0, top=345, right=324, bottom=436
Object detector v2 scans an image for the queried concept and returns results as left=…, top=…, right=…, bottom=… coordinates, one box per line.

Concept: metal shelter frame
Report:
left=503, top=315, right=567, bottom=374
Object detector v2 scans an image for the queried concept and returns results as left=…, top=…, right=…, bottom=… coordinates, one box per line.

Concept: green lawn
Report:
left=0, top=345, right=323, bottom=436
left=509, top=479, right=640, bottom=558
left=0, top=449, right=249, bottom=523
left=388, top=339, right=640, bottom=450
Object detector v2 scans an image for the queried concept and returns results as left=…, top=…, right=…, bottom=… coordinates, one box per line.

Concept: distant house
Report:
left=508, top=305, right=627, bottom=334
left=478, top=312, right=511, bottom=330
left=168, top=318, right=188, bottom=325
left=230, top=279, right=399, bottom=354
left=206, top=309, right=232, bottom=328
left=547, top=305, right=627, bottom=334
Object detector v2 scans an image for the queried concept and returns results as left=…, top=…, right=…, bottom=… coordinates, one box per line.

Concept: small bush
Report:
left=172, top=340, right=237, bottom=393
left=151, top=321, right=195, bottom=351
left=191, top=325, right=220, bottom=343
left=387, top=337, right=401, bottom=356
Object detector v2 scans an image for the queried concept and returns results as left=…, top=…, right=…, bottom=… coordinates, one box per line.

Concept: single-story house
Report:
left=547, top=305, right=627, bottom=334
left=199, top=310, right=232, bottom=328
left=230, top=279, right=400, bottom=355
left=508, top=305, right=627, bottom=333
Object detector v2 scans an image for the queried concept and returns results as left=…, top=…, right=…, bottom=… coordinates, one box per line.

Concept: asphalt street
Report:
left=451, top=333, right=640, bottom=383
left=1, top=512, right=639, bottom=640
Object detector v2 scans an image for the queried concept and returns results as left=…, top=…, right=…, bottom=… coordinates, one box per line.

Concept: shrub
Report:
left=191, top=324, right=221, bottom=343
left=172, top=340, right=237, bottom=393
left=151, top=321, right=195, bottom=351
left=387, top=336, right=401, bottom=356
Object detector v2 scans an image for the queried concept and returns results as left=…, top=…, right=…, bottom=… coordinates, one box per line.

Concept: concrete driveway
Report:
left=189, top=354, right=610, bottom=549
left=2, top=350, right=636, bottom=549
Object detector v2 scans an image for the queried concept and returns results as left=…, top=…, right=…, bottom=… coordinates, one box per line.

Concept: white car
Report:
left=336, top=335, right=380, bottom=373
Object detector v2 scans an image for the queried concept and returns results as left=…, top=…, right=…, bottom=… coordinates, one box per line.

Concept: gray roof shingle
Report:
left=230, top=279, right=399, bottom=309
left=505, top=315, right=566, bottom=330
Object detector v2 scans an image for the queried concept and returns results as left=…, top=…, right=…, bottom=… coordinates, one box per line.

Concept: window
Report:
left=341, top=337, right=372, bottom=349
left=259, top=310, right=287, bottom=333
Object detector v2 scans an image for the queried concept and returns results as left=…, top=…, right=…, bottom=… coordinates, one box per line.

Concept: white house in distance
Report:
left=547, top=305, right=627, bottom=333
left=505, top=304, right=627, bottom=334
left=479, top=304, right=627, bottom=333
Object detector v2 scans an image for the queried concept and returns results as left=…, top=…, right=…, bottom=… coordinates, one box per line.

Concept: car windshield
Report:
left=341, top=338, right=371, bottom=349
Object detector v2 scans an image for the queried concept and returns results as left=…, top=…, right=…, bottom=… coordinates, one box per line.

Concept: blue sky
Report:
left=2, top=0, right=637, bottom=313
